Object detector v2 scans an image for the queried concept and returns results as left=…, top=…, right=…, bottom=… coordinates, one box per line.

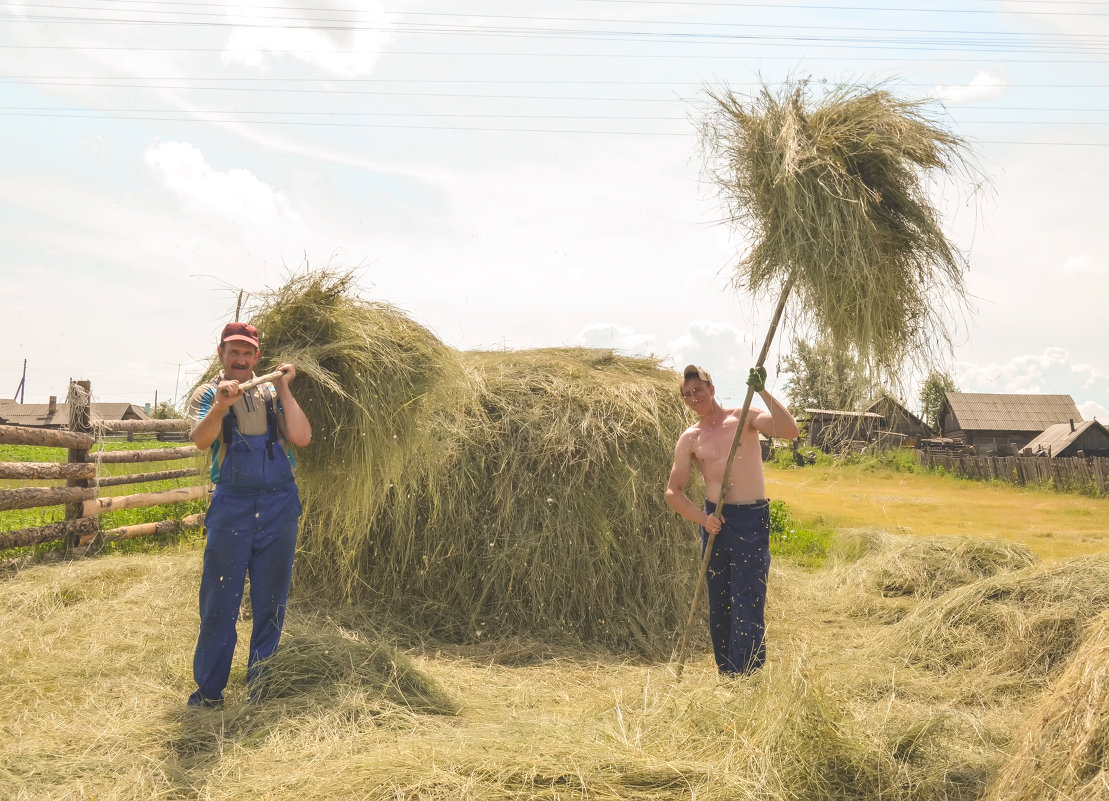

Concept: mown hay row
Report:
left=983, top=610, right=1109, bottom=801
left=825, top=530, right=1039, bottom=622
left=228, top=271, right=699, bottom=653
left=881, top=556, right=1109, bottom=695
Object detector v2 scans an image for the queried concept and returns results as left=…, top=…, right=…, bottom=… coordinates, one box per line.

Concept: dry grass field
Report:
left=3, top=464, right=1108, bottom=800
left=768, top=464, right=1109, bottom=560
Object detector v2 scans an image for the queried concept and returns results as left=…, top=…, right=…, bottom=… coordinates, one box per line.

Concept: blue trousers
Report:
left=190, top=483, right=301, bottom=705
left=701, top=499, right=771, bottom=675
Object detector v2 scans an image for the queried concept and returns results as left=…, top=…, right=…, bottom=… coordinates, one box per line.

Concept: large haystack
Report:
left=220, top=271, right=699, bottom=653
left=983, top=610, right=1109, bottom=801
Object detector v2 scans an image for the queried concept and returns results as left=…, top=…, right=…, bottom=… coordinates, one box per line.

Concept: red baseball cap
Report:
left=220, top=322, right=260, bottom=348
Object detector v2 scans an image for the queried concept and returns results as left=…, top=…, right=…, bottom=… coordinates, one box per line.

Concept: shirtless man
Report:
left=665, top=364, right=799, bottom=675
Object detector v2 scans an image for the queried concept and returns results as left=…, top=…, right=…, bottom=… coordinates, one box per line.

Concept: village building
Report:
left=936, top=392, right=1083, bottom=456
left=798, top=408, right=885, bottom=451
left=861, top=395, right=931, bottom=445
left=0, top=397, right=149, bottom=429
left=1023, top=418, right=1109, bottom=458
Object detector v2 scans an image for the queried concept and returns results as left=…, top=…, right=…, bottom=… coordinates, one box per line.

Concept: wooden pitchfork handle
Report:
left=219, top=369, right=287, bottom=397
left=672, top=277, right=794, bottom=678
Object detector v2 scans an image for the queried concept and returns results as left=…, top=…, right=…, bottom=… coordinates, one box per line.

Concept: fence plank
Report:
left=0, top=485, right=98, bottom=512
left=0, top=517, right=98, bottom=549
left=88, top=512, right=205, bottom=546
left=95, top=468, right=204, bottom=488
left=0, top=462, right=97, bottom=480
left=0, top=423, right=94, bottom=450
left=94, top=446, right=200, bottom=464
left=99, top=419, right=191, bottom=434
left=81, top=484, right=207, bottom=517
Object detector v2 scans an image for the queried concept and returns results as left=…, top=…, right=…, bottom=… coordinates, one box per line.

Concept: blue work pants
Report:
left=701, top=499, right=771, bottom=675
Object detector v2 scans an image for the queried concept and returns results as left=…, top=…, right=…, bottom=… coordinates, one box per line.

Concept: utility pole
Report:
left=13, top=359, right=26, bottom=402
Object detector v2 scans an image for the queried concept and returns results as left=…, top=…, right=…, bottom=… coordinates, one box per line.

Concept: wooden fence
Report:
left=920, top=452, right=1109, bottom=496
left=0, top=380, right=206, bottom=552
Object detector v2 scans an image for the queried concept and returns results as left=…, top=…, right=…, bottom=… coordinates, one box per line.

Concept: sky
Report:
left=1, top=0, right=1107, bottom=422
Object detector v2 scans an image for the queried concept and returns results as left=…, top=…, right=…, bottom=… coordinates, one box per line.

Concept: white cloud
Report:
left=144, top=141, right=300, bottom=225
left=664, top=321, right=764, bottom=402
left=958, top=347, right=1109, bottom=419
left=577, top=324, right=659, bottom=356
left=1079, top=400, right=1109, bottom=422
left=221, top=0, right=393, bottom=77
left=1062, top=254, right=1106, bottom=277
left=928, top=70, right=1007, bottom=104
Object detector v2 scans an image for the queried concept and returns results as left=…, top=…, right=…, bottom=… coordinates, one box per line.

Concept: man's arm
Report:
left=188, top=382, right=239, bottom=451
left=749, top=390, right=800, bottom=440
left=665, top=433, right=722, bottom=535
left=272, top=363, right=311, bottom=448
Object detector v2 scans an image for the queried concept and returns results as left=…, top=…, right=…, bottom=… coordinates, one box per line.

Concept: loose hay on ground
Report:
left=983, top=610, right=1109, bottom=801
left=881, top=555, right=1109, bottom=698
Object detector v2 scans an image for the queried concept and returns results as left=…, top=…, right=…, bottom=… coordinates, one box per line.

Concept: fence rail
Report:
left=0, top=383, right=206, bottom=553
left=920, top=452, right=1109, bottom=496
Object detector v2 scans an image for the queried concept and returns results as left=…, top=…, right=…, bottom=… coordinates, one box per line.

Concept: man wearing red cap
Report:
left=185, top=321, right=312, bottom=707
left=666, top=364, right=798, bottom=676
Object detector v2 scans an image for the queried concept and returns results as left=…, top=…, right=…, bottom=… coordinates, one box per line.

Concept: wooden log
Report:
left=0, top=462, right=97, bottom=480
left=86, top=512, right=205, bottom=546
left=0, top=485, right=98, bottom=512
left=93, top=446, right=199, bottom=464
left=0, top=517, right=98, bottom=549
left=81, top=484, right=207, bottom=517
left=95, top=468, right=204, bottom=488
left=0, top=423, right=94, bottom=450
left=65, top=379, right=94, bottom=550
left=98, top=419, right=191, bottom=434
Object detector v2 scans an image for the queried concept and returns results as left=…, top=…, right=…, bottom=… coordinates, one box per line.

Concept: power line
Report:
left=15, top=0, right=1109, bottom=18
left=2, top=75, right=1107, bottom=90
left=2, top=43, right=1107, bottom=63
left=14, top=3, right=1109, bottom=40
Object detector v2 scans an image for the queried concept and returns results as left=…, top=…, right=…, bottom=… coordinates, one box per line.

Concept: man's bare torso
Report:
left=685, top=408, right=767, bottom=504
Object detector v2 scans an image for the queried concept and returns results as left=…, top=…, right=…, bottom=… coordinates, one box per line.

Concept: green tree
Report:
left=151, top=400, right=183, bottom=420
left=781, top=337, right=870, bottom=412
left=919, top=370, right=957, bottom=433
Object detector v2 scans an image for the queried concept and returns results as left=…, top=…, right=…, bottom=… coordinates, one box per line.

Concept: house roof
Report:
left=0, top=399, right=150, bottom=428
left=861, top=396, right=925, bottom=428
left=1025, top=419, right=1109, bottom=456
left=802, top=408, right=884, bottom=419
left=942, top=392, right=1082, bottom=433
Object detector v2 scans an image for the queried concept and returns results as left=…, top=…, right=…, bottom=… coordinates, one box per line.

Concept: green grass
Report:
left=0, top=438, right=205, bottom=559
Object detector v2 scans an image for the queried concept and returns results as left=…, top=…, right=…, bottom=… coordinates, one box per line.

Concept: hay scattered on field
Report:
left=228, top=270, right=698, bottom=653
left=700, top=79, right=977, bottom=379
left=882, top=555, right=1109, bottom=697
left=826, top=530, right=1039, bottom=621
left=983, top=610, right=1109, bottom=801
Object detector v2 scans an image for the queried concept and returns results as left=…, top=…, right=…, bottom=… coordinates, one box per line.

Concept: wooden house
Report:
left=0, top=398, right=149, bottom=429
left=861, top=395, right=931, bottom=444
left=936, top=392, right=1083, bottom=456
left=799, top=408, right=884, bottom=451
left=1023, top=419, right=1109, bottom=458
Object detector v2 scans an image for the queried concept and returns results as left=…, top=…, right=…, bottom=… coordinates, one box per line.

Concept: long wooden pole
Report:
left=673, top=277, right=794, bottom=678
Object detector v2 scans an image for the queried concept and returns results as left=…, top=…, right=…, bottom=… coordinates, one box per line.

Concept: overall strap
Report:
left=264, top=390, right=278, bottom=460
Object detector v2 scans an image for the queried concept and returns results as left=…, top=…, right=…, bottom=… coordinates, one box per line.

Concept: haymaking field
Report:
left=6, top=273, right=1109, bottom=800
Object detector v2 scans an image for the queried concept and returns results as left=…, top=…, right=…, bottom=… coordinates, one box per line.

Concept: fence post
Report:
left=65, top=379, right=95, bottom=552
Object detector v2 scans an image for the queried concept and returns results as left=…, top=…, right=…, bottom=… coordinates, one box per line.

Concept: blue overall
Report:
left=189, top=395, right=301, bottom=706
left=701, top=499, right=771, bottom=675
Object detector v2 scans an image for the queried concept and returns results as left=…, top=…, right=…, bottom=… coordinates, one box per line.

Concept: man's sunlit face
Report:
left=681, top=379, right=712, bottom=411
left=218, top=340, right=260, bottom=382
